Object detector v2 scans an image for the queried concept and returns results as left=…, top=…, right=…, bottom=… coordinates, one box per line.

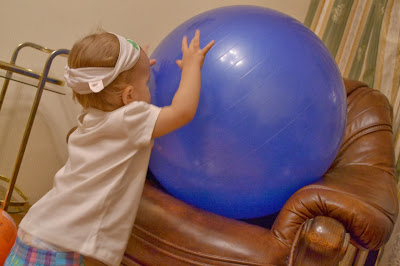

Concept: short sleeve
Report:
left=123, top=101, right=161, bottom=147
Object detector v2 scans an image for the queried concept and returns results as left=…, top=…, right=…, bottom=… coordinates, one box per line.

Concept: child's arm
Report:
left=152, top=30, right=214, bottom=139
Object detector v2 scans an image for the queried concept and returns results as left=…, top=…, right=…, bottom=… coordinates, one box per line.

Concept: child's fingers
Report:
left=182, top=36, right=188, bottom=51
left=190, top=30, right=200, bottom=49
left=176, top=59, right=183, bottom=69
left=149, top=59, right=157, bottom=67
left=201, top=40, right=215, bottom=54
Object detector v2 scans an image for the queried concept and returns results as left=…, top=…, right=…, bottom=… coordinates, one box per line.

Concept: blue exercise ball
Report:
left=149, top=5, right=346, bottom=219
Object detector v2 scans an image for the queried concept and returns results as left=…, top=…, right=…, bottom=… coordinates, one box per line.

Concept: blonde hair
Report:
left=68, top=31, right=133, bottom=111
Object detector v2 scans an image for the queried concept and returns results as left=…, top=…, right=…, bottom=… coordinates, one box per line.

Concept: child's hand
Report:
left=143, top=44, right=157, bottom=67
left=176, top=30, right=214, bottom=70
left=151, top=30, right=214, bottom=139
left=149, top=59, right=156, bottom=67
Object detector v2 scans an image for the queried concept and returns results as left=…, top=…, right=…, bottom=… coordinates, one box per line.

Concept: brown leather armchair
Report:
left=123, top=80, right=399, bottom=265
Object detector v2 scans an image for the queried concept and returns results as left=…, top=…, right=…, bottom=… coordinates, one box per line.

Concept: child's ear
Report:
left=122, top=85, right=135, bottom=105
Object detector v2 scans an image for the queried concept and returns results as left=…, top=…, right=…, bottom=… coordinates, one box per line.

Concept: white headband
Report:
left=64, top=33, right=141, bottom=94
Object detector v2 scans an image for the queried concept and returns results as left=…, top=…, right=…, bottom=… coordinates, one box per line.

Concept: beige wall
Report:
left=0, top=0, right=310, bottom=204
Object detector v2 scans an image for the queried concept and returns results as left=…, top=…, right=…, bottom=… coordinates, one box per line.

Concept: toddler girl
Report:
left=5, top=30, right=214, bottom=265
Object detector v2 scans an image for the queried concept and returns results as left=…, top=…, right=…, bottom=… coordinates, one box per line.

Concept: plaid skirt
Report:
left=5, top=237, right=84, bottom=266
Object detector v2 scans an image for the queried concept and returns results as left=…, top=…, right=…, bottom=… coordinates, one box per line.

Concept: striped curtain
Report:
left=304, top=0, right=400, bottom=160
left=303, top=0, right=400, bottom=264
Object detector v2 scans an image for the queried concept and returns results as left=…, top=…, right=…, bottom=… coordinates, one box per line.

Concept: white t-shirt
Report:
left=19, top=101, right=161, bottom=266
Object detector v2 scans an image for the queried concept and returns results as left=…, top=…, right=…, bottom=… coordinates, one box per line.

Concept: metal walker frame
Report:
left=0, top=42, right=69, bottom=211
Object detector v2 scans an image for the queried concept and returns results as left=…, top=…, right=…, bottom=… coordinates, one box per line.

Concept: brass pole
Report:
left=1, top=42, right=65, bottom=110
left=2, top=48, right=69, bottom=211
left=0, top=43, right=20, bottom=111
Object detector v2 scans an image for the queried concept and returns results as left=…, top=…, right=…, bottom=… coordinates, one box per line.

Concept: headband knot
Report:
left=64, top=33, right=140, bottom=94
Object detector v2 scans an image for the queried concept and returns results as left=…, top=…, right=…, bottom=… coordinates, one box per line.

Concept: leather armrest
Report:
left=289, top=216, right=350, bottom=265
left=272, top=81, right=398, bottom=253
